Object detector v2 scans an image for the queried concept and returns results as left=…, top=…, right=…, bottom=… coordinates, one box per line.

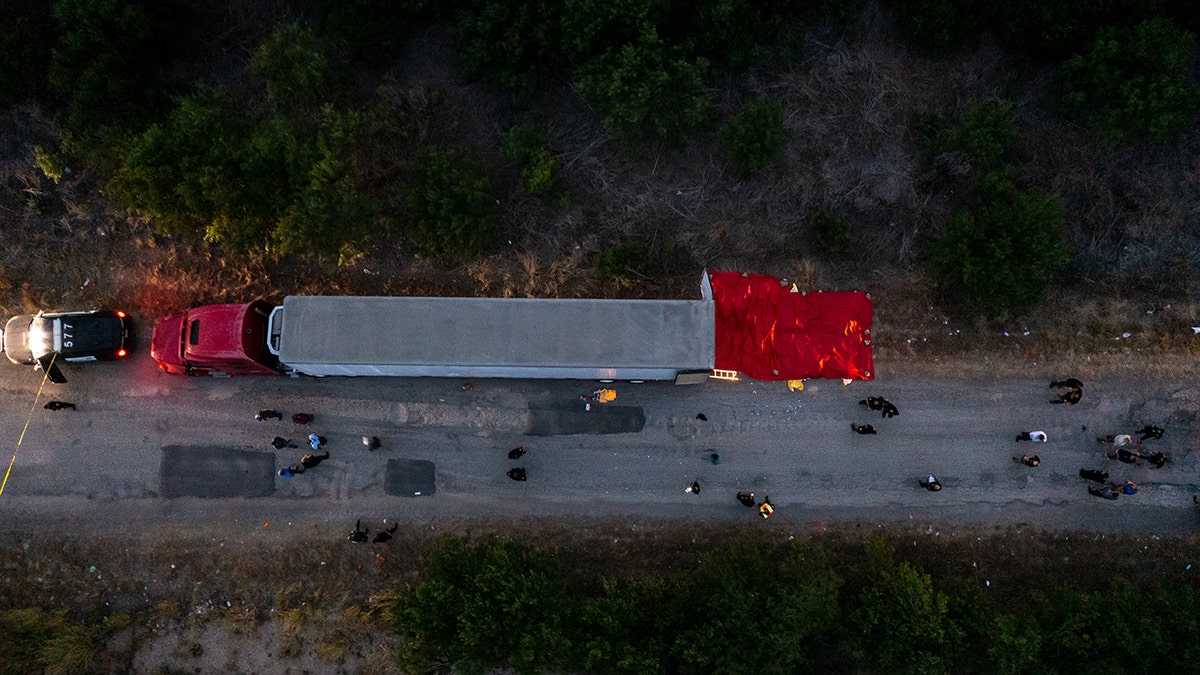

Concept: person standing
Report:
left=271, top=437, right=297, bottom=449
left=43, top=401, right=76, bottom=411
left=737, top=491, right=756, bottom=507
left=292, top=413, right=313, bottom=425
left=685, top=480, right=701, bottom=494
left=920, top=475, right=942, bottom=491
left=1015, top=431, right=1047, bottom=442
left=278, top=466, right=304, bottom=477
left=1013, top=454, right=1040, bottom=467
left=851, top=423, right=878, bottom=435
left=508, top=446, right=526, bottom=460
left=255, top=410, right=283, bottom=421
left=308, top=434, right=325, bottom=450
left=507, top=467, right=527, bottom=481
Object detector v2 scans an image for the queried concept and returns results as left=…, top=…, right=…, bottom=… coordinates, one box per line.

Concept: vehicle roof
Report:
left=275, top=295, right=715, bottom=371
left=183, top=303, right=263, bottom=360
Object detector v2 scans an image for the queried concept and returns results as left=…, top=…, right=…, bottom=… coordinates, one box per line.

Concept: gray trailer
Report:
left=266, top=276, right=714, bottom=381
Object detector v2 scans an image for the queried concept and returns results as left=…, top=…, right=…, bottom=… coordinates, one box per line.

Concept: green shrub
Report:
left=1061, top=18, right=1199, bottom=141
left=275, top=109, right=380, bottom=263
left=49, top=0, right=186, bottom=143
left=107, top=87, right=246, bottom=237
left=0, top=608, right=98, bottom=674
left=853, top=561, right=950, bottom=673
left=561, top=0, right=670, bottom=66
left=575, top=576, right=672, bottom=673
left=809, top=208, right=853, bottom=256
left=951, top=100, right=1015, bottom=165
left=593, top=240, right=653, bottom=285
left=408, top=146, right=501, bottom=260
left=925, top=175, right=1068, bottom=317
left=719, top=98, right=789, bottom=176
left=110, top=89, right=377, bottom=261
left=920, top=100, right=1015, bottom=167
left=391, top=536, right=572, bottom=673
left=670, top=538, right=841, bottom=672
left=577, top=25, right=711, bottom=147
left=250, top=23, right=330, bottom=104
left=451, top=0, right=564, bottom=91
left=34, top=145, right=67, bottom=184
left=690, top=0, right=792, bottom=68
left=500, top=126, right=567, bottom=205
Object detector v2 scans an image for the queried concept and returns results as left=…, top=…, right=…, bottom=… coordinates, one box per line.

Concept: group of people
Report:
left=1098, top=425, right=1168, bottom=470
left=852, top=396, right=899, bottom=435
left=347, top=519, right=398, bottom=544
left=257, top=409, right=333, bottom=477
left=507, top=445, right=527, bottom=481
left=734, top=491, right=773, bottom=518
left=921, top=378, right=1171, bottom=500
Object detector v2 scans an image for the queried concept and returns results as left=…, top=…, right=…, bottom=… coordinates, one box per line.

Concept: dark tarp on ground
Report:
left=709, top=271, right=873, bottom=381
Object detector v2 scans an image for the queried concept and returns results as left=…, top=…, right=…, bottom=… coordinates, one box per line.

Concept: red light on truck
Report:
left=117, top=349, right=127, bottom=358
left=116, top=310, right=126, bottom=318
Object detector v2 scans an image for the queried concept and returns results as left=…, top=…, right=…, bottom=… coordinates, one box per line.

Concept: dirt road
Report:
left=1, top=347, right=1197, bottom=540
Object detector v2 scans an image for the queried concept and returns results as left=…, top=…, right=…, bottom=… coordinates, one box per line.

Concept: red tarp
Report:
left=710, top=271, right=874, bottom=381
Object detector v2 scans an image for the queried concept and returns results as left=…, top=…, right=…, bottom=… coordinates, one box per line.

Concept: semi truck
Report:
left=149, top=271, right=874, bottom=382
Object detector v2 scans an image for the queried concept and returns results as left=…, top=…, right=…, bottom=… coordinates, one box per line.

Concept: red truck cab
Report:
left=150, top=301, right=280, bottom=376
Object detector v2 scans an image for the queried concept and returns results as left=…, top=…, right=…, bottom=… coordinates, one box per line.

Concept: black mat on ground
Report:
left=525, top=403, right=646, bottom=436
left=159, top=446, right=275, bottom=498
left=384, top=459, right=436, bottom=497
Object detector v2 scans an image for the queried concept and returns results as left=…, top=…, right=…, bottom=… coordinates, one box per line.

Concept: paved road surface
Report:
left=1, top=346, right=1197, bottom=539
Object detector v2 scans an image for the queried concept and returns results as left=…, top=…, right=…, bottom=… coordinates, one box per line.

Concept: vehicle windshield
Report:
left=28, top=314, right=55, bottom=359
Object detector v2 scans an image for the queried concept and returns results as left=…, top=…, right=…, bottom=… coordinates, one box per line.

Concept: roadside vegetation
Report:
left=2, top=0, right=1197, bottom=323
left=1, top=525, right=1197, bottom=673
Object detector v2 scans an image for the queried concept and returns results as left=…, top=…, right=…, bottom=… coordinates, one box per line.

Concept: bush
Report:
left=689, top=0, right=792, bottom=68
left=577, top=25, right=711, bottom=147
left=854, top=561, right=950, bottom=673
left=950, top=100, right=1015, bottom=165
left=670, top=538, right=841, bottom=672
left=250, top=23, right=331, bottom=104
left=925, top=174, right=1068, bottom=317
left=500, top=125, right=567, bottom=205
left=719, top=98, right=789, bottom=176
left=593, top=240, right=654, bottom=285
left=560, top=0, right=671, bottom=66
left=1061, top=18, right=1199, bottom=141
left=275, top=109, right=380, bottom=263
left=809, top=208, right=853, bottom=256
left=0, top=608, right=98, bottom=674
left=110, top=89, right=377, bottom=261
left=920, top=100, right=1016, bottom=168
left=107, top=87, right=247, bottom=237
left=408, top=146, right=501, bottom=260
left=49, top=0, right=187, bottom=144
left=390, top=536, right=572, bottom=673
left=451, top=0, right=564, bottom=91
